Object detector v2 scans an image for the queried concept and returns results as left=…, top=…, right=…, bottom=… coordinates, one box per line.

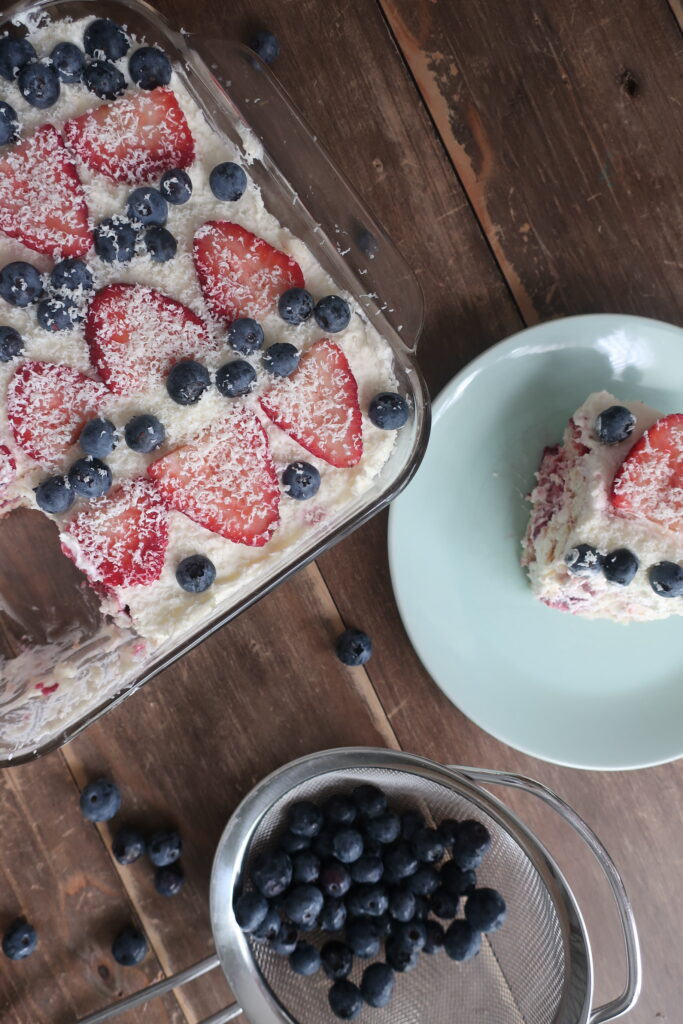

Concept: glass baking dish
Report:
left=0, top=0, right=429, bottom=765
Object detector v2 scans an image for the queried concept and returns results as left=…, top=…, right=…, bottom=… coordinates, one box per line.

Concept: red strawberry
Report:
left=61, top=478, right=168, bottom=590
left=611, top=413, right=683, bottom=532
left=0, top=444, right=15, bottom=493
left=148, top=408, right=280, bottom=546
left=7, top=361, right=109, bottom=467
left=193, top=221, right=304, bottom=323
left=0, top=124, right=91, bottom=258
left=85, top=284, right=215, bottom=396
left=62, top=87, right=194, bottom=185
left=260, top=339, right=363, bottom=468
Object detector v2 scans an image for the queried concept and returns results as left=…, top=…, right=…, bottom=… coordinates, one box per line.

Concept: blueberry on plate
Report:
left=400, top=809, right=425, bottom=841
left=112, top=925, right=147, bottom=966
left=84, top=59, right=126, bottom=100
left=51, top=258, right=93, bottom=295
left=411, top=827, right=445, bottom=864
left=350, top=854, right=383, bottom=885
left=176, top=554, right=216, bottom=594
left=323, top=795, right=357, bottom=827
left=406, top=864, right=439, bottom=896
left=289, top=940, right=320, bottom=976
left=124, top=414, right=165, bottom=453
left=37, top=296, right=82, bottom=332
left=0, top=326, right=23, bottom=362
left=283, top=884, right=323, bottom=927
left=68, top=456, right=112, bottom=499
left=346, top=916, right=380, bottom=958
left=263, top=342, right=299, bottom=377
left=0, top=261, right=43, bottom=307
left=228, top=317, right=264, bottom=355
left=361, top=962, right=394, bottom=1008
left=564, top=543, right=602, bottom=576
left=166, top=360, right=211, bottom=405
left=279, top=830, right=310, bottom=855
left=34, top=475, right=74, bottom=514
left=383, top=843, right=418, bottom=883
left=336, top=629, right=372, bottom=667
left=160, top=168, right=192, bottom=205
left=332, top=827, right=364, bottom=864
left=364, top=810, right=400, bottom=845
left=215, top=359, right=257, bottom=398
left=234, top=891, right=269, bottom=932
left=112, top=826, right=146, bottom=865
left=291, top=850, right=320, bottom=885
left=369, top=392, right=409, bottom=430
left=0, top=101, right=18, bottom=145
left=319, top=896, right=346, bottom=932
left=129, top=46, right=172, bottom=90
left=282, top=461, right=320, bottom=501
left=444, top=919, right=482, bottom=961
left=320, top=940, right=353, bottom=980
left=319, top=860, right=352, bottom=898
left=209, top=161, right=247, bottom=202
left=148, top=830, right=182, bottom=867
left=155, top=861, right=184, bottom=897
left=94, top=216, right=137, bottom=263
left=84, top=18, right=130, bottom=61
left=250, top=29, right=280, bottom=64
left=430, top=885, right=459, bottom=919
left=2, top=918, right=37, bottom=960
left=452, top=820, right=491, bottom=870
left=270, top=920, right=298, bottom=956
left=649, top=561, right=683, bottom=597
left=288, top=800, right=324, bottom=837
left=80, top=418, right=118, bottom=459
left=602, top=547, right=638, bottom=586
left=314, top=295, right=351, bottom=333
left=389, top=887, right=416, bottom=922
left=251, top=850, right=292, bottom=898
left=277, top=286, right=313, bottom=325
left=127, top=186, right=167, bottom=226
left=424, top=918, right=445, bottom=954
left=465, top=887, right=506, bottom=932
left=80, top=778, right=121, bottom=822
left=594, top=405, right=635, bottom=445
left=0, top=36, right=36, bottom=81
left=385, top=933, right=419, bottom=973
left=50, top=41, right=85, bottom=83
left=252, top=905, right=280, bottom=942
left=144, top=225, right=177, bottom=263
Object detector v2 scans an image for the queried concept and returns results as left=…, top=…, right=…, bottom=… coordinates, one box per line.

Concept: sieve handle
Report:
left=452, top=766, right=642, bottom=1024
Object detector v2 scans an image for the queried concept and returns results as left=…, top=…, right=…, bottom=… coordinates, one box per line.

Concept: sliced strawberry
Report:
left=0, top=444, right=15, bottom=493
left=85, top=284, right=214, bottom=396
left=62, top=87, right=194, bottom=185
left=193, top=221, right=304, bottom=322
left=260, top=339, right=363, bottom=468
left=7, top=361, right=109, bottom=467
left=148, top=408, right=280, bottom=546
left=611, top=413, right=683, bottom=532
left=0, top=124, right=91, bottom=258
left=60, top=478, right=168, bottom=590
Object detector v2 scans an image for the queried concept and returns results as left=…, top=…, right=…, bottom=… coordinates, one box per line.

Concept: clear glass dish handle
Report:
left=453, top=767, right=642, bottom=1024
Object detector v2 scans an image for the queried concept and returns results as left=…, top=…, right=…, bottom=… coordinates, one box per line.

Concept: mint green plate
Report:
left=388, top=314, right=683, bottom=771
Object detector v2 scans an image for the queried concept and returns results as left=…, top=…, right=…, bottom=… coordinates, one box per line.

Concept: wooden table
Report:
left=2, top=1, right=682, bottom=1020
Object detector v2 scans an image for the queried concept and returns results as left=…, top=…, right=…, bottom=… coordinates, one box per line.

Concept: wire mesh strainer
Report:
left=78, top=748, right=640, bottom=1024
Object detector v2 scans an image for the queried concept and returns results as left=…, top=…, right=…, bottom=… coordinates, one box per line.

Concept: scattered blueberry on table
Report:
left=2, top=918, right=37, bottom=960
left=250, top=29, right=280, bottom=65
left=336, top=628, right=372, bottom=667
left=80, top=778, right=121, bottom=822
left=112, top=826, right=146, bottom=865
left=112, top=924, right=147, bottom=967
left=148, top=830, right=182, bottom=867
left=154, top=861, right=185, bottom=897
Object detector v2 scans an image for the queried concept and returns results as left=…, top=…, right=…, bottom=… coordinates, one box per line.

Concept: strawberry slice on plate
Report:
left=7, top=361, right=109, bottom=467
left=0, top=124, right=91, bottom=258
left=611, top=413, right=683, bottom=532
left=62, top=87, right=194, bottom=185
left=61, top=478, right=168, bottom=590
left=193, top=221, right=304, bottom=322
left=85, top=284, right=214, bottom=396
left=148, top=407, right=280, bottom=546
left=0, top=445, right=15, bottom=493
left=260, top=339, right=363, bottom=468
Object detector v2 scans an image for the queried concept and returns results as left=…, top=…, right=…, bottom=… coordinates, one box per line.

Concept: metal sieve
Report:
left=77, top=748, right=641, bottom=1024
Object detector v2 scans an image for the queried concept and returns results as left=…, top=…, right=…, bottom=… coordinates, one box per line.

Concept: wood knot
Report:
left=618, top=68, right=639, bottom=97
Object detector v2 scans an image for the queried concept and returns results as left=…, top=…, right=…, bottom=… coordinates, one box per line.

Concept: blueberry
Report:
left=384, top=842, right=418, bottom=881
left=279, top=830, right=310, bottom=855
left=112, top=826, right=145, bottom=865
left=411, top=894, right=429, bottom=920
left=444, top=919, right=482, bottom=961
left=286, top=800, right=322, bottom=837
left=332, top=827, right=364, bottom=864
left=251, top=29, right=280, bottom=64
left=37, top=296, right=82, bottom=332
left=252, top=905, right=280, bottom=941
left=319, top=896, right=346, bottom=932
left=94, top=216, right=137, bottom=262
left=18, top=60, right=60, bottom=109
left=160, top=168, right=192, bottom=205
left=80, top=418, right=118, bottom=459
left=127, top=186, right=167, bottom=226
left=314, top=295, right=351, bottom=333
left=278, top=287, right=313, bottom=325
left=0, top=326, right=22, bottom=361
left=252, top=850, right=292, bottom=898
left=420, top=920, right=443, bottom=955
left=148, top=830, right=182, bottom=867
left=394, top=920, right=427, bottom=951
left=602, top=548, right=638, bottom=586
left=0, top=262, right=43, bottom=307
left=34, top=475, right=74, bottom=514
left=282, top=461, right=321, bottom=501
left=312, top=828, right=335, bottom=860
left=440, top=860, right=476, bottom=896
left=50, top=41, right=85, bottom=83
left=215, top=359, right=257, bottom=398
left=175, top=554, right=216, bottom=594
left=594, top=405, right=636, bottom=445
left=112, top=925, right=147, bottom=966
left=357, top=226, right=379, bottom=257
left=401, top=809, right=425, bottom=841
left=452, top=820, right=491, bottom=870
left=209, top=161, right=247, bottom=201
left=329, top=979, right=362, bottom=1021
left=84, top=60, right=126, bottom=100
left=51, top=258, right=93, bottom=295
left=465, top=887, right=506, bottom=932
left=388, top=887, right=416, bottom=922
left=80, top=777, right=120, bottom=822
left=345, top=916, right=380, bottom=958
left=289, top=940, right=320, bottom=976
left=430, top=885, right=459, bottom=919
left=323, top=795, right=357, bottom=827
left=0, top=101, right=18, bottom=145
left=649, top=561, right=683, bottom=597
left=124, top=414, right=165, bottom=453
left=155, top=861, right=184, bottom=897
left=0, top=36, right=35, bottom=81
left=385, top=933, right=419, bottom=973
left=361, top=962, right=394, bottom=1008
left=291, top=851, right=320, bottom=885
left=84, top=18, right=130, bottom=60
left=234, top=891, right=268, bottom=933
left=283, top=884, right=323, bottom=927
left=129, top=46, right=172, bottom=90
left=2, top=918, right=37, bottom=960
left=350, top=855, right=383, bottom=884
left=406, top=864, right=439, bottom=896
left=438, top=819, right=460, bottom=846
left=165, top=360, right=210, bottom=406
left=347, top=883, right=388, bottom=917
left=68, top=456, right=112, bottom=499
left=271, top=920, right=298, bottom=955
left=337, top=630, right=373, bottom=667
left=263, top=342, right=300, bottom=377
left=321, top=940, right=353, bottom=980
left=369, top=392, right=409, bottom=430
left=319, top=860, right=352, bottom=898
left=364, top=811, right=400, bottom=844
left=226, top=319, right=263, bottom=358
left=564, top=543, right=602, bottom=576
left=411, top=827, right=445, bottom=864
left=144, top=225, right=177, bottom=263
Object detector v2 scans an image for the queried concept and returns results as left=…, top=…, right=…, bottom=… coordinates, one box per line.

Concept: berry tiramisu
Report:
left=523, top=389, right=683, bottom=622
